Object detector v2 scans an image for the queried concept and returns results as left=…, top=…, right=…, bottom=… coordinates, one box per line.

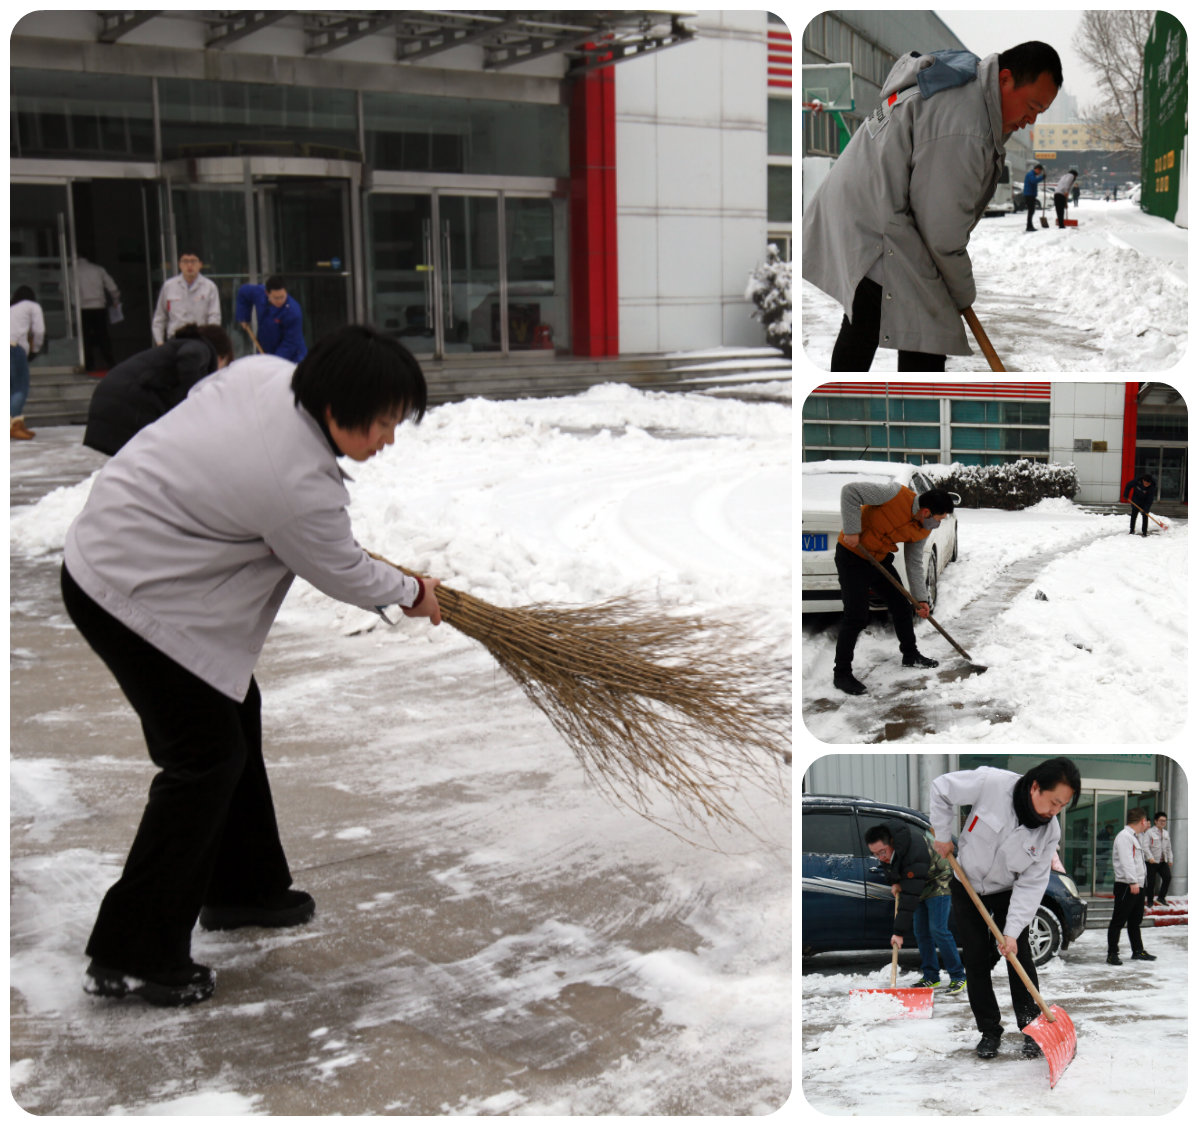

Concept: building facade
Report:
left=10, top=10, right=777, bottom=378
left=802, top=381, right=1188, bottom=506
left=803, top=753, right=1188, bottom=897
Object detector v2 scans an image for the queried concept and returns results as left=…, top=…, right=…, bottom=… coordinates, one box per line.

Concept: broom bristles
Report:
left=369, top=553, right=790, bottom=833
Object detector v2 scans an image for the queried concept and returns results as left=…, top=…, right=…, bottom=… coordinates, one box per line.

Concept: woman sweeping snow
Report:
left=61, top=325, right=441, bottom=1007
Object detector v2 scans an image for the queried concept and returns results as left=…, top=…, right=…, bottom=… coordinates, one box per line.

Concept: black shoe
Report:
left=833, top=671, right=867, bottom=696
left=1141, top=532, right=1148, bottom=537
left=1156, top=899, right=1169, bottom=906
left=1131, top=950, right=1157, bottom=961
left=976, top=1030, right=1003, bottom=1059
left=1106, top=952, right=1122, bottom=965
left=1020, top=1034, right=1042, bottom=1059
left=902, top=652, right=939, bottom=669
left=199, top=889, right=315, bottom=931
left=84, top=959, right=215, bottom=1007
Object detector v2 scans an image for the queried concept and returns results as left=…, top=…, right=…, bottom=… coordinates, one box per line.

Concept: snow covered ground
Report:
left=9, top=383, right=791, bottom=1115
left=801, top=923, right=1187, bottom=1115
left=800, top=198, right=1188, bottom=371
left=802, top=498, right=1188, bottom=744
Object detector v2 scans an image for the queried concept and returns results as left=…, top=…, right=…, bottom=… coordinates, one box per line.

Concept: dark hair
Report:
left=265, top=274, right=286, bottom=293
left=173, top=322, right=234, bottom=364
left=11, top=285, right=37, bottom=306
left=1154, top=811, right=1167, bottom=822
left=998, top=41, right=1063, bottom=89
left=1019, top=757, right=1081, bottom=809
left=864, top=824, right=893, bottom=847
left=291, top=324, right=427, bottom=432
left=919, top=488, right=956, bottom=516
left=1034, top=163, right=1044, bottom=171
left=1127, top=806, right=1148, bottom=824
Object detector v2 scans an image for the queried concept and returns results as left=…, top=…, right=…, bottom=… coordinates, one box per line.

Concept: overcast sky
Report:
left=934, top=9, right=1101, bottom=114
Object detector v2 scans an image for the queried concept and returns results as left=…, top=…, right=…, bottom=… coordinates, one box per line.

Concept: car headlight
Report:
left=1057, top=874, right=1079, bottom=899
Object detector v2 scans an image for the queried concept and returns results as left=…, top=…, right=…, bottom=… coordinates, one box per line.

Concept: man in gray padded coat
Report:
left=803, top=41, right=1062, bottom=371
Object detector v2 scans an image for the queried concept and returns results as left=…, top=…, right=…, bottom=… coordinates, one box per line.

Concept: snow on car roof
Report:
left=801, top=460, right=916, bottom=509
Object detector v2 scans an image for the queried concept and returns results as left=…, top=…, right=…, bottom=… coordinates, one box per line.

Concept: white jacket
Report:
left=152, top=273, right=221, bottom=344
left=76, top=258, right=120, bottom=310
left=1145, top=825, right=1173, bottom=864
left=1112, top=825, right=1147, bottom=885
left=929, top=766, right=1060, bottom=939
left=1055, top=172, right=1077, bottom=196
left=64, top=356, right=421, bottom=702
left=10, top=299, right=46, bottom=354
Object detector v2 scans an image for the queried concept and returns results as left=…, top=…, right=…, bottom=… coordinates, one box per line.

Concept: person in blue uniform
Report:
left=235, top=275, right=307, bottom=362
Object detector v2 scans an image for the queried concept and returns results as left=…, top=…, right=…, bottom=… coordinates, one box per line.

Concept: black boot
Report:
left=1106, top=952, right=1122, bottom=965
left=199, top=889, right=315, bottom=931
left=1020, top=1034, right=1042, bottom=1059
left=833, top=671, right=867, bottom=696
left=902, top=652, right=939, bottom=669
left=1131, top=950, right=1157, bottom=961
left=84, top=959, right=215, bottom=1007
left=976, top=1030, right=1003, bottom=1059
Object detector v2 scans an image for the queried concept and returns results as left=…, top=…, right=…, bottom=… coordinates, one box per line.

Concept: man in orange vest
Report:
left=834, top=481, right=956, bottom=694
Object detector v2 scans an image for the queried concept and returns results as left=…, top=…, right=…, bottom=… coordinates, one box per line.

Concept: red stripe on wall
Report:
left=813, top=382, right=1053, bottom=399
left=1121, top=382, right=1140, bottom=489
left=768, top=79, right=792, bottom=89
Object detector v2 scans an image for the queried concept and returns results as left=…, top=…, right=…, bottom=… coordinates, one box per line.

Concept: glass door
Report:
left=1095, top=792, right=1128, bottom=892
left=10, top=183, right=81, bottom=369
left=438, top=194, right=501, bottom=354
left=365, top=193, right=437, bottom=357
left=505, top=196, right=569, bottom=353
left=1061, top=791, right=1095, bottom=894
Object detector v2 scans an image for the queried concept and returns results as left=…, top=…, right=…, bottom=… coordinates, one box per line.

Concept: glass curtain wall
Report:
left=10, top=183, right=80, bottom=369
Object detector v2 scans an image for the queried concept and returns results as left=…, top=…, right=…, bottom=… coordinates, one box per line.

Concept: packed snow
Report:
left=802, top=924, right=1187, bottom=1115
left=800, top=197, right=1187, bottom=371
left=9, top=383, right=791, bottom=1115
left=802, top=496, right=1187, bottom=744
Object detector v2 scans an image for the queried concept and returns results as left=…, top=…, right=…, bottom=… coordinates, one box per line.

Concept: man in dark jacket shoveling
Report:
left=834, top=480, right=956, bottom=695
left=865, top=821, right=966, bottom=993
left=803, top=41, right=1062, bottom=371
left=1123, top=473, right=1157, bottom=536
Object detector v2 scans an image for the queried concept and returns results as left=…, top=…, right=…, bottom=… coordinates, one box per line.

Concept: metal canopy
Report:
left=95, top=10, right=695, bottom=72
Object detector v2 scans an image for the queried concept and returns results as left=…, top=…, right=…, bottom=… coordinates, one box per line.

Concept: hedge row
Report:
left=927, top=459, right=1080, bottom=510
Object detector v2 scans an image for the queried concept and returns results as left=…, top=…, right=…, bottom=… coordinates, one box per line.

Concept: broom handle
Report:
left=891, top=891, right=900, bottom=987
left=948, top=853, right=1054, bottom=1021
left=962, top=306, right=1007, bottom=372
left=851, top=545, right=974, bottom=662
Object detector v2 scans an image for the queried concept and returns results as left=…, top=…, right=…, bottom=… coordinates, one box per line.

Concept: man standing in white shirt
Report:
left=152, top=250, right=221, bottom=345
left=929, top=757, right=1079, bottom=1061
left=1143, top=812, right=1174, bottom=907
left=76, top=255, right=121, bottom=373
left=1108, top=807, right=1154, bottom=964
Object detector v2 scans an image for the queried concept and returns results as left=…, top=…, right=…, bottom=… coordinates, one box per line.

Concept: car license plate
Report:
left=802, top=534, right=828, bottom=551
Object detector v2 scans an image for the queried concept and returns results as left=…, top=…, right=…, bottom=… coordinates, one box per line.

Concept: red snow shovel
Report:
left=949, top=855, right=1077, bottom=1087
left=849, top=893, right=935, bottom=1018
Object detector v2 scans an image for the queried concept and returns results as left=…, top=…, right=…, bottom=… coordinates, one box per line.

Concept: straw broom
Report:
left=368, top=551, right=791, bottom=833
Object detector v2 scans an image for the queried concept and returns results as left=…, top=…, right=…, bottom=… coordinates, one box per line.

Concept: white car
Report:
left=801, top=460, right=959, bottom=614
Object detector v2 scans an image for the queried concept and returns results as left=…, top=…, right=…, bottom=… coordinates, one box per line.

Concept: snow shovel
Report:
left=948, top=854, right=1077, bottom=1088
left=962, top=307, right=1007, bottom=372
left=851, top=545, right=984, bottom=671
left=1127, top=500, right=1169, bottom=531
left=849, top=893, right=935, bottom=1018
left=1040, top=181, right=1049, bottom=227
left=242, top=320, right=266, bottom=355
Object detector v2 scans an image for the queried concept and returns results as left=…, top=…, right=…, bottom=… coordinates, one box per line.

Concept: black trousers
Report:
left=1129, top=504, right=1150, bottom=533
left=1145, top=862, right=1171, bottom=905
left=951, top=880, right=1041, bottom=1034
left=833, top=541, right=918, bottom=674
left=1107, top=882, right=1145, bottom=955
left=81, top=308, right=115, bottom=370
left=1054, top=193, right=1068, bottom=227
left=1024, top=196, right=1038, bottom=229
left=61, top=564, right=293, bottom=971
left=830, top=277, right=947, bottom=372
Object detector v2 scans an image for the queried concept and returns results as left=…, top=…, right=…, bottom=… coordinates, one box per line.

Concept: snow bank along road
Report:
left=9, top=385, right=791, bottom=1116
left=802, top=499, right=1188, bottom=744
left=801, top=925, right=1187, bottom=1115
left=801, top=198, right=1188, bottom=371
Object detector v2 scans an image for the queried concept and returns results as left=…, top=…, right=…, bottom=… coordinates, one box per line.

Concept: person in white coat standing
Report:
left=151, top=249, right=221, bottom=345
left=1053, top=169, right=1078, bottom=228
left=929, top=758, right=1080, bottom=1061
left=1143, top=811, right=1174, bottom=907
left=1107, top=807, right=1155, bottom=965
left=803, top=41, right=1062, bottom=371
left=61, top=324, right=442, bottom=1007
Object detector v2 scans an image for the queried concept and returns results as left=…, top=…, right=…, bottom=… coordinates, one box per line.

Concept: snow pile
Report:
left=801, top=198, right=1187, bottom=370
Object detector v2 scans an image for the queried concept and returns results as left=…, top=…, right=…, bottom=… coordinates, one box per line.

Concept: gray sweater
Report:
left=840, top=480, right=930, bottom=601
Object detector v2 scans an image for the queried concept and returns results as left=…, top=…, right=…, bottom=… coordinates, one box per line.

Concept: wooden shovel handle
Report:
left=948, top=853, right=1055, bottom=1020
left=890, top=891, right=900, bottom=987
left=962, top=306, right=1007, bottom=372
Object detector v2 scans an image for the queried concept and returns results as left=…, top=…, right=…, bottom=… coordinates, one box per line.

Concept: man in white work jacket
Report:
left=930, top=758, right=1080, bottom=1061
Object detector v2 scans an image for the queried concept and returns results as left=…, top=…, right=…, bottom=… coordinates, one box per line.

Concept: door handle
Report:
left=421, top=219, right=434, bottom=330
left=442, top=220, right=453, bottom=331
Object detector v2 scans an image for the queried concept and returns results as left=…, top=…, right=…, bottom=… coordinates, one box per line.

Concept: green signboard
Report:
left=1142, top=11, right=1187, bottom=224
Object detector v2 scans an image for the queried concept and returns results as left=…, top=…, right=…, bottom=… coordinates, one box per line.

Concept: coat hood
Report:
left=881, top=48, right=980, bottom=101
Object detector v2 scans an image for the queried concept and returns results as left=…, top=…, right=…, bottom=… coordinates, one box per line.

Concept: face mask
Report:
left=921, top=517, right=941, bottom=530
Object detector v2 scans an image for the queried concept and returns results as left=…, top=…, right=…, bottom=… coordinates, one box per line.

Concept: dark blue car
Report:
left=802, top=794, right=1088, bottom=967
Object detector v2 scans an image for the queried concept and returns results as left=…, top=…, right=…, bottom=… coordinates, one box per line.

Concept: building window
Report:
left=1136, top=411, right=1187, bottom=441
left=950, top=400, right=1050, bottom=425
left=802, top=396, right=940, bottom=461
left=10, top=68, right=155, bottom=160
left=768, top=98, right=792, bottom=157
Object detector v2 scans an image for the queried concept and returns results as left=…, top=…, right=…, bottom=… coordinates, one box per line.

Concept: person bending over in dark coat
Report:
left=1123, top=473, right=1157, bottom=536
left=83, top=324, right=234, bottom=456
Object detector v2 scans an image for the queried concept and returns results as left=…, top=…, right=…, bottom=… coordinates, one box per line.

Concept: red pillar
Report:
left=1120, top=382, right=1140, bottom=495
left=568, top=66, right=618, bottom=357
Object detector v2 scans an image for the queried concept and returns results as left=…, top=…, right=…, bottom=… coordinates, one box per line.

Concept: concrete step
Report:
left=23, top=350, right=791, bottom=427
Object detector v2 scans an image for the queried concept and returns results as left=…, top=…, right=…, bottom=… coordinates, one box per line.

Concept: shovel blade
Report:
left=849, top=986, right=934, bottom=1018
left=1021, top=1005, right=1077, bottom=1088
